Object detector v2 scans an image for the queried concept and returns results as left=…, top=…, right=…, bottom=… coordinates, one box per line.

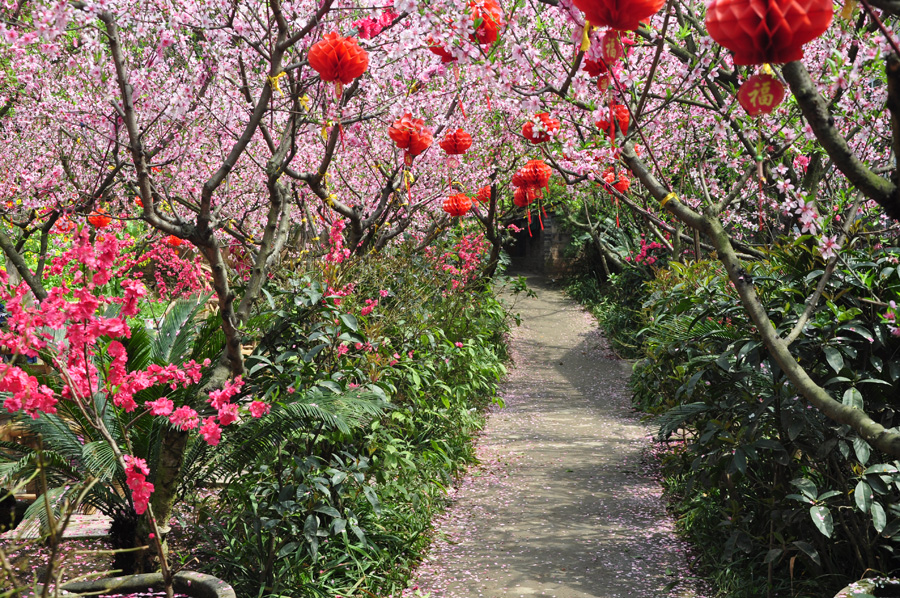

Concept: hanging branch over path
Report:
left=621, top=141, right=900, bottom=459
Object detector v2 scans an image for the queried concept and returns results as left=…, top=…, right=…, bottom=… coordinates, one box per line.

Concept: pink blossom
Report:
left=145, top=397, right=174, bottom=416
left=249, top=401, right=271, bottom=418
left=199, top=417, right=222, bottom=445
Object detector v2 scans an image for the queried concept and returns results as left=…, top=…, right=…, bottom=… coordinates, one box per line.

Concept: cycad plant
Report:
left=0, top=294, right=222, bottom=573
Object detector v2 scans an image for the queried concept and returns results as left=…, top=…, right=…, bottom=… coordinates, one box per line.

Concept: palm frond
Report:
left=657, top=402, right=713, bottom=440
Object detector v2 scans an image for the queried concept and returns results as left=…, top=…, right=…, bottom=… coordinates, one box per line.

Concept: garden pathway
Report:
left=407, top=274, right=702, bottom=598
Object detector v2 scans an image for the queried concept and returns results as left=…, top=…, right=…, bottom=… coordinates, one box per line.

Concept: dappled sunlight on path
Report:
left=406, top=275, right=705, bottom=598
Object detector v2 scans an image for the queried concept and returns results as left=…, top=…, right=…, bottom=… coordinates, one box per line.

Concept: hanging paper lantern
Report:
left=522, top=113, right=561, bottom=145
left=705, top=0, right=833, bottom=65
left=469, top=0, right=503, bottom=45
left=614, top=173, right=630, bottom=193
left=439, top=128, right=473, bottom=155
left=596, top=103, right=630, bottom=139
left=513, top=186, right=530, bottom=207
left=165, top=235, right=184, bottom=247
left=519, top=159, right=553, bottom=199
left=476, top=186, right=492, bottom=203
left=88, top=209, right=112, bottom=228
left=737, top=73, right=785, bottom=115
left=443, top=193, right=473, bottom=217
left=572, top=0, right=666, bottom=31
left=388, top=113, right=434, bottom=165
left=135, top=196, right=144, bottom=208
left=308, top=32, right=369, bottom=85
left=428, top=38, right=457, bottom=63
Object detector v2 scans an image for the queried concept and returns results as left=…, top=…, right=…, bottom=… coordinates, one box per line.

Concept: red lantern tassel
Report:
left=458, top=98, right=467, bottom=119
left=527, top=209, right=532, bottom=236
left=538, top=202, right=544, bottom=230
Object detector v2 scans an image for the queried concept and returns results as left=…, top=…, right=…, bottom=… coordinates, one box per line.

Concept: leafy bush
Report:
left=593, top=247, right=900, bottom=597
left=197, top=239, right=509, bottom=597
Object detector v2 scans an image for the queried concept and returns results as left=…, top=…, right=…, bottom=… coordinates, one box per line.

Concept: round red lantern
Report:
left=388, top=114, right=434, bottom=165
left=165, top=235, right=184, bottom=247
left=439, top=128, right=473, bottom=155
left=443, top=193, right=473, bottom=217
left=88, top=209, right=112, bottom=228
left=519, top=159, right=553, bottom=199
left=522, top=113, right=561, bottom=145
left=469, top=0, right=503, bottom=45
left=572, top=0, right=666, bottom=31
left=737, top=73, right=785, bottom=115
left=476, top=186, right=492, bottom=203
left=308, top=32, right=369, bottom=85
left=513, top=186, right=530, bottom=208
left=596, top=103, right=630, bottom=139
left=705, top=0, right=832, bottom=65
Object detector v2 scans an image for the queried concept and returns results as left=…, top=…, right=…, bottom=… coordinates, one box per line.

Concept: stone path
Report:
left=407, top=275, right=703, bottom=598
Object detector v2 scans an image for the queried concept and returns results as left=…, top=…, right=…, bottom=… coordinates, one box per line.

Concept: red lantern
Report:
left=705, top=0, right=833, bottom=65
left=519, top=159, right=553, bottom=199
left=135, top=196, right=143, bottom=208
left=443, top=193, right=473, bottom=217
left=165, top=235, right=184, bottom=247
left=582, top=59, right=608, bottom=78
left=572, top=0, right=666, bottom=31
left=602, top=166, right=631, bottom=193
left=439, top=128, right=473, bottom=155
left=522, top=113, right=561, bottom=145
left=513, top=186, right=530, bottom=207
left=737, top=73, right=786, bottom=115
left=476, top=186, right=492, bottom=203
left=596, top=103, right=630, bottom=138
left=469, top=0, right=503, bottom=45
left=428, top=38, right=457, bottom=63
left=88, top=209, right=112, bottom=228
left=308, top=32, right=369, bottom=85
left=388, top=113, right=434, bottom=165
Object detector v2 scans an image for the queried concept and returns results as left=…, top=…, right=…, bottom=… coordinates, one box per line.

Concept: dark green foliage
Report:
left=197, top=243, right=509, bottom=597
left=575, top=247, right=900, bottom=598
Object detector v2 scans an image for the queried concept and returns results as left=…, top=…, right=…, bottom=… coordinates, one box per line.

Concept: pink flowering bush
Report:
left=0, top=231, right=269, bottom=546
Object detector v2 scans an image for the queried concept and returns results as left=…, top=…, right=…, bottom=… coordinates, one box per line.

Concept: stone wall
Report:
left=508, top=212, right=572, bottom=275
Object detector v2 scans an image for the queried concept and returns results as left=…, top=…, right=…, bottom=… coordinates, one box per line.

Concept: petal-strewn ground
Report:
left=407, top=275, right=708, bottom=598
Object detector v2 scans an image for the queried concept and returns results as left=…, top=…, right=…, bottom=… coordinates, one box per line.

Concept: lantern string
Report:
left=756, top=117, right=765, bottom=230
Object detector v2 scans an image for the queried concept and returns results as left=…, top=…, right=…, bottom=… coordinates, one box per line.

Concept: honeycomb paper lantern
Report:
left=476, top=186, right=492, bottom=203
left=522, top=113, right=561, bottom=145
left=439, top=128, right=473, bottom=155
left=88, top=210, right=112, bottom=228
left=596, top=103, right=630, bottom=139
left=443, top=193, right=473, bottom=216
left=513, top=186, right=530, bottom=207
left=308, top=32, right=369, bottom=85
left=572, top=0, right=666, bottom=31
left=705, top=0, right=833, bottom=65
left=469, top=0, right=503, bottom=45
left=388, top=113, right=434, bottom=165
